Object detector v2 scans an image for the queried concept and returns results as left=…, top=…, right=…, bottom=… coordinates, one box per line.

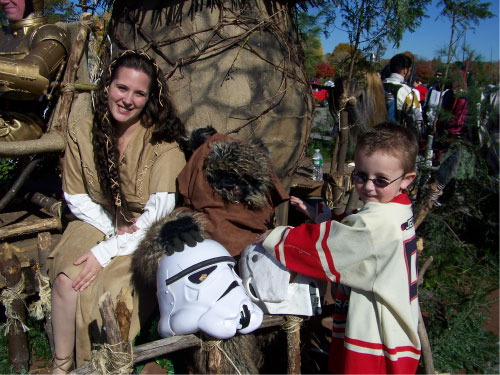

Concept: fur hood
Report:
left=131, top=209, right=206, bottom=289
left=203, top=139, right=274, bottom=209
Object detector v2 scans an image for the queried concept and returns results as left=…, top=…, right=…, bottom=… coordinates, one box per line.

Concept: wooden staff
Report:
left=415, top=149, right=462, bottom=229
left=417, top=255, right=435, bottom=374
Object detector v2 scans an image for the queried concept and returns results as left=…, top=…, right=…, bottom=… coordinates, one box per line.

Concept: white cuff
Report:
left=64, top=192, right=115, bottom=238
left=90, top=192, right=176, bottom=267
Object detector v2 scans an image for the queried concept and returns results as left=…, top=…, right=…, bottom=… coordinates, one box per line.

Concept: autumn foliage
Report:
left=314, top=61, right=334, bottom=80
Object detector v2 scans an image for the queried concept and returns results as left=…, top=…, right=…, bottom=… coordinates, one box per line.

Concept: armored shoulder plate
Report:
left=30, top=24, right=71, bottom=56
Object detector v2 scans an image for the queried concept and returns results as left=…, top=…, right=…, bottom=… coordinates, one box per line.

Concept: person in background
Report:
left=383, top=54, right=424, bottom=139
left=49, top=50, right=186, bottom=373
left=0, top=0, right=70, bottom=141
left=413, top=76, right=428, bottom=107
left=258, top=122, right=421, bottom=374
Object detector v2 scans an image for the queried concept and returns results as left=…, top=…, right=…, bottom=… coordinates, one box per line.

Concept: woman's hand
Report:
left=117, top=217, right=139, bottom=235
left=72, top=251, right=103, bottom=292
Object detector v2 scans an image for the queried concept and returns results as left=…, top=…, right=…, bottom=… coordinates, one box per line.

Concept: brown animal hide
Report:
left=107, top=0, right=315, bottom=189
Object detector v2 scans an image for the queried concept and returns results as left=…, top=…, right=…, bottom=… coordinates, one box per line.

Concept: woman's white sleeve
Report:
left=90, top=192, right=175, bottom=267
left=64, top=192, right=115, bottom=238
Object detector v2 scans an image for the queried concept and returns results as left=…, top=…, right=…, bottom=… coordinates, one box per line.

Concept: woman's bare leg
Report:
left=51, top=273, right=77, bottom=374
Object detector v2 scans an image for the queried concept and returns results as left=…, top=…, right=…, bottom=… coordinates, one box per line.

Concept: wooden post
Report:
left=206, top=339, right=224, bottom=374
left=0, top=243, right=29, bottom=372
left=285, top=315, right=302, bottom=374
left=331, top=109, right=350, bottom=214
left=72, top=290, right=133, bottom=374
left=48, top=12, right=92, bottom=135
left=37, top=232, right=54, bottom=354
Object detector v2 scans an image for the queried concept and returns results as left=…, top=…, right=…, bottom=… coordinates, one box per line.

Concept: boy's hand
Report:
left=290, top=195, right=315, bottom=220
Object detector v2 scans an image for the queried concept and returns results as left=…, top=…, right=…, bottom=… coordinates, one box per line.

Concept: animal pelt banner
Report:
left=103, top=0, right=315, bottom=187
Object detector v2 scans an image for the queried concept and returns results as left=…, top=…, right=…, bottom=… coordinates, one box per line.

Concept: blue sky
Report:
left=318, top=1, right=499, bottom=62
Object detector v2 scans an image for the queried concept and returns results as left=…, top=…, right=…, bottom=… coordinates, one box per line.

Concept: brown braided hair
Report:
left=92, top=50, right=186, bottom=226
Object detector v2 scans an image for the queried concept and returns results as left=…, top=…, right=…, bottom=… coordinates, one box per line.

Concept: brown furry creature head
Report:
left=203, top=140, right=274, bottom=209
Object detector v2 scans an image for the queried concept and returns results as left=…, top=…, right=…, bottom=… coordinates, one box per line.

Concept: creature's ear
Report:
left=183, top=126, right=218, bottom=160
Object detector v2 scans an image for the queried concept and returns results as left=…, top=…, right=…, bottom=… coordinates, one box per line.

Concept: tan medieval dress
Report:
left=49, top=116, right=186, bottom=366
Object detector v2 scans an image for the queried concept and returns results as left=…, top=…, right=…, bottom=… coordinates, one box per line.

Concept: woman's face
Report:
left=0, top=0, right=25, bottom=21
left=108, top=66, right=151, bottom=129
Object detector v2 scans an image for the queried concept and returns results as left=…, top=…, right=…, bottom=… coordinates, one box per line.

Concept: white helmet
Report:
left=238, top=244, right=325, bottom=316
left=156, top=239, right=263, bottom=339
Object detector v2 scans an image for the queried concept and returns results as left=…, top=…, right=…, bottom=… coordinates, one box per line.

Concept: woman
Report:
left=49, top=50, right=186, bottom=373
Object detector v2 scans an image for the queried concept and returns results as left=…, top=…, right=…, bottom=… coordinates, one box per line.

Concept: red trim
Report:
left=273, top=227, right=291, bottom=262
left=345, top=336, right=421, bottom=355
left=390, top=193, right=411, bottom=205
left=329, top=342, right=420, bottom=374
left=321, top=221, right=342, bottom=283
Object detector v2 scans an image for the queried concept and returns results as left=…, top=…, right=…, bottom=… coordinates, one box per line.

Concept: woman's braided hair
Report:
left=92, top=50, right=186, bottom=225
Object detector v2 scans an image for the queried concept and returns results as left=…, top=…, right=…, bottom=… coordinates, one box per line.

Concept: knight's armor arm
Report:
left=0, top=20, right=71, bottom=97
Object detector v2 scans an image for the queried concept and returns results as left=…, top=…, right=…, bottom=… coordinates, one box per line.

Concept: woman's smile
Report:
left=108, top=66, right=151, bottom=129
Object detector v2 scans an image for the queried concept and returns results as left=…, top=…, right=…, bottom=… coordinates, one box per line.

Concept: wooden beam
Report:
left=0, top=132, right=65, bottom=157
left=0, top=217, right=61, bottom=240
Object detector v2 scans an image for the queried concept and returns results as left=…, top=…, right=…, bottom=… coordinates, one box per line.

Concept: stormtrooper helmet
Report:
left=238, top=243, right=325, bottom=316
left=156, top=239, right=263, bottom=339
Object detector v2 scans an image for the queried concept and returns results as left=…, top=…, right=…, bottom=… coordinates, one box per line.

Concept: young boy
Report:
left=258, top=122, right=421, bottom=374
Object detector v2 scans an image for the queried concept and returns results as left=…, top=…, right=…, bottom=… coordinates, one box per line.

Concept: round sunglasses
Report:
left=351, top=172, right=405, bottom=188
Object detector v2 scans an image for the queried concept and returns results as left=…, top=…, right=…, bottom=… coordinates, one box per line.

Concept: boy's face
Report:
left=353, top=148, right=416, bottom=204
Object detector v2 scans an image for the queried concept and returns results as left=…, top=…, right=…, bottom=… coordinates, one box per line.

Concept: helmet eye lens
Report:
left=188, top=265, right=217, bottom=284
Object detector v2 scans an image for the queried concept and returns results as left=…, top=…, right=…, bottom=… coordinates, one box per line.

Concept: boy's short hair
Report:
left=389, top=54, right=412, bottom=74
left=355, top=122, right=418, bottom=173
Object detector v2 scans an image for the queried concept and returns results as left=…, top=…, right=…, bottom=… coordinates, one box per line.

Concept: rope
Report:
left=339, top=95, right=357, bottom=112
left=90, top=342, right=133, bottom=374
left=202, top=339, right=242, bottom=375
left=0, top=273, right=29, bottom=334
left=28, top=270, right=52, bottom=320
left=60, top=83, right=76, bottom=93
left=281, top=315, right=303, bottom=334
left=79, top=17, right=93, bottom=32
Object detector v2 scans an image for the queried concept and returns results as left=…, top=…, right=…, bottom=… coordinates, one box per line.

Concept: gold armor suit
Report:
left=0, top=3, right=70, bottom=142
